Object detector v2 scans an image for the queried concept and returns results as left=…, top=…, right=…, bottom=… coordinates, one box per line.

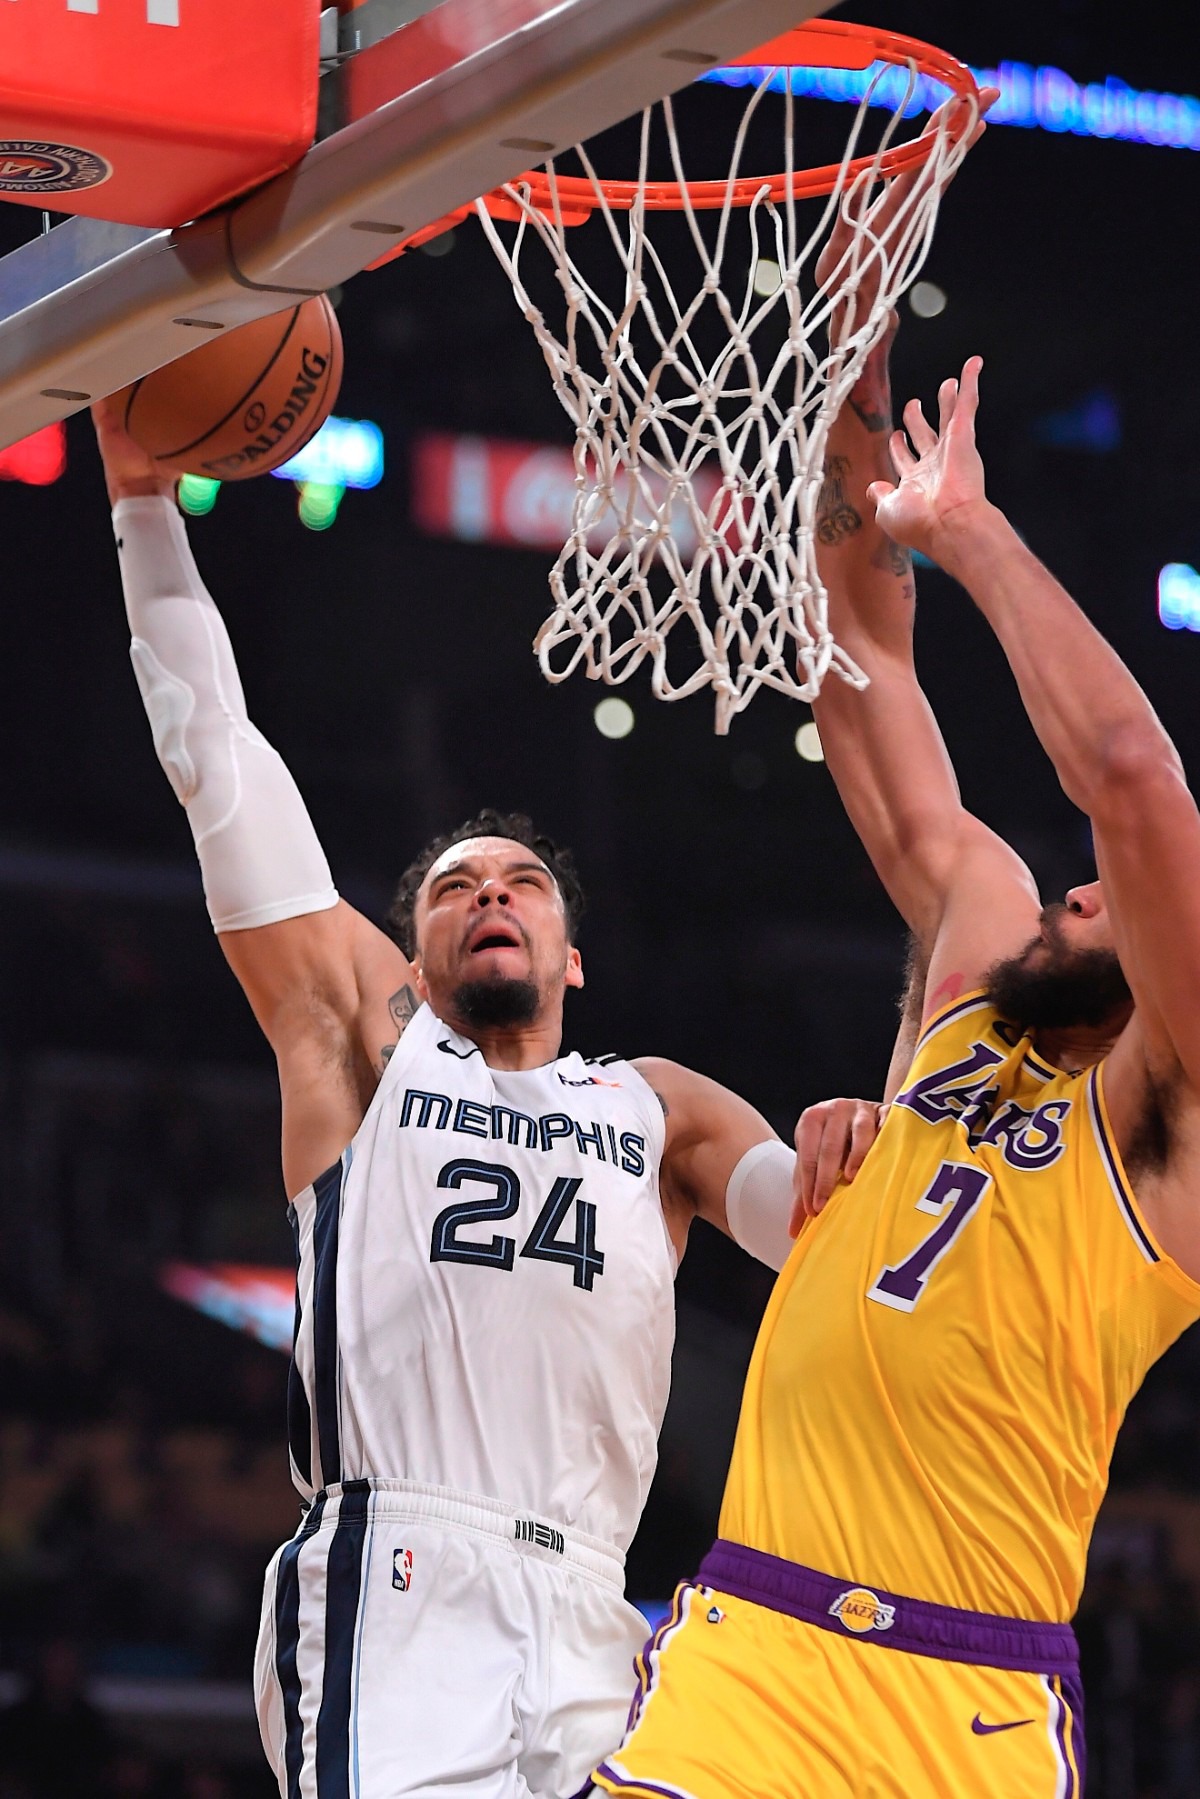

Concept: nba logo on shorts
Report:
left=392, top=1549, right=413, bottom=1592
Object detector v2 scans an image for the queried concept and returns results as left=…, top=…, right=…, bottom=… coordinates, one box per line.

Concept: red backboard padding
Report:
left=0, top=0, right=319, bottom=228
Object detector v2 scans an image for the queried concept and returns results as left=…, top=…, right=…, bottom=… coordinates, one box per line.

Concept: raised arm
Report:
left=810, top=151, right=1038, bottom=1019
left=94, top=403, right=416, bottom=1197
left=876, top=361, right=1200, bottom=1105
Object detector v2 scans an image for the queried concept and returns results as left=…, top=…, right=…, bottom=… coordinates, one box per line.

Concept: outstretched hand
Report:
left=91, top=393, right=176, bottom=508
left=867, top=356, right=988, bottom=560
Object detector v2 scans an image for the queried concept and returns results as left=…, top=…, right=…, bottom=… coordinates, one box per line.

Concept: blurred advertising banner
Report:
left=412, top=431, right=721, bottom=555
left=161, top=1261, right=293, bottom=1353
left=0, top=421, right=66, bottom=484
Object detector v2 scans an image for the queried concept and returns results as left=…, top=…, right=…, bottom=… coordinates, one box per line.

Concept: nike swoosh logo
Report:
left=437, top=1039, right=481, bottom=1059
left=972, top=1715, right=1034, bottom=1736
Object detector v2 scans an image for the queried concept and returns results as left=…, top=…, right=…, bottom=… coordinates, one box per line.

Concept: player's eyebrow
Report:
left=502, top=860, right=552, bottom=880
left=430, top=857, right=550, bottom=887
left=429, top=858, right=480, bottom=886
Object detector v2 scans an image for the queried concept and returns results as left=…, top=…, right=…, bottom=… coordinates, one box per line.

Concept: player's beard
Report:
left=452, top=975, right=541, bottom=1028
left=984, top=903, right=1132, bottom=1030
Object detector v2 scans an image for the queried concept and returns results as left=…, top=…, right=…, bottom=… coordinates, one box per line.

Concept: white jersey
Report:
left=286, top=1002, right=675, bottom=1553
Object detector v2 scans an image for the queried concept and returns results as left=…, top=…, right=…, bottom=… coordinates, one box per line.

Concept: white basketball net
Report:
left=476, top=63, right=975, bottom=731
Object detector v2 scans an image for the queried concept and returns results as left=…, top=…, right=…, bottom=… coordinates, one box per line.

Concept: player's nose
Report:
left=1065, top=882, right=1102, bottom=918
left=473, top=879, right=512, bottom=908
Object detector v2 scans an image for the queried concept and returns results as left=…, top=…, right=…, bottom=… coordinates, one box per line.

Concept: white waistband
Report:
left=304, top=1478, right=625, bottom=1588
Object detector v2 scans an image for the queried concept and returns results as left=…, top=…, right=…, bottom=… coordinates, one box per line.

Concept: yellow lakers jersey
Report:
left=721, top=993, right=1200, bottom=1622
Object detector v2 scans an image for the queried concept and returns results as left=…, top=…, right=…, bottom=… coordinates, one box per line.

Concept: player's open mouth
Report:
left=469, top=929, right=523, bottom=954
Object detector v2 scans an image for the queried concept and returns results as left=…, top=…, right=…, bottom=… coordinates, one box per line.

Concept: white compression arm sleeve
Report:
left=113, top=495, right=339, bottom=933
left=724, top=1139, right=798, bottom=1272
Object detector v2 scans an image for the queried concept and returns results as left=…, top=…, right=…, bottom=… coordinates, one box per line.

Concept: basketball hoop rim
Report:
left=502, top=22, right=977, bottom=216
left=382, top=22, right=977, bottom=260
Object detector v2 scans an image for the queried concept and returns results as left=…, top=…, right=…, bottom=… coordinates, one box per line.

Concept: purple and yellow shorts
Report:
left=594, top=1541, right=1085, bottom=1799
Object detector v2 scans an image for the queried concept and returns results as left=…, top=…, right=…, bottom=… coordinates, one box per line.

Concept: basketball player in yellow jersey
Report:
left=593, top=287, right=1200, bottom=1796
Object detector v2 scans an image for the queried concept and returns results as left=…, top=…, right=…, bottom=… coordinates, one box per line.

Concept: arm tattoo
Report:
left=380, top=984, right=420, bottom=1067
left=816, top=455, right=862, bottom=546
left=849, top=392, right=891, bottom=433
left=870, top=536, right=913, bottom=581
left=653, top=1089, right=670, bottom=1119
left=848, top=340, right=894, bottom=434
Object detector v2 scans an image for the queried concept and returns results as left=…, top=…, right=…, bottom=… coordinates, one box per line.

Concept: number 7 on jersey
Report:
left=867, top=1162, right=990, bottom=1313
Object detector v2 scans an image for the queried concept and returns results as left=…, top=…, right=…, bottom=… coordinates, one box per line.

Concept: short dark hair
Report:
left=386, top=808, right=586, bottom=958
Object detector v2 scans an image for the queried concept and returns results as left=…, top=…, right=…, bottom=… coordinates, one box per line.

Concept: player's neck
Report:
left=1030, top=1018, right=1125, bottom=1077
left=447, top=1014, right=565, bottom=1071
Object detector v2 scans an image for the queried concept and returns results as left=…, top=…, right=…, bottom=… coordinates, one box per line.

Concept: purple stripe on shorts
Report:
left=596, top=1761, right=698, bottom=1799
left=1052, top=1683, right=1074, bottom=1799
left=1057, top=1668, right=1086, bottom=1795
left=698, top=1540, right=1079, bottom=1676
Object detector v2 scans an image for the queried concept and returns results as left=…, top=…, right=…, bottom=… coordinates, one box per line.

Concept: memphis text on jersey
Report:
left=397, top=1086, right=649, bottom=1176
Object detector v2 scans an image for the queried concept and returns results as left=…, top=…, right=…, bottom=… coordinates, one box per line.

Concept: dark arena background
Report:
left=1, top=1, right=1199, bottom=1793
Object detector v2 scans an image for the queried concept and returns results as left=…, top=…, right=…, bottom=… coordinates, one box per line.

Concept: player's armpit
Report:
left=220, top=898, right=409, bottom=1045
left=221, top=900, right=419, bottom=1194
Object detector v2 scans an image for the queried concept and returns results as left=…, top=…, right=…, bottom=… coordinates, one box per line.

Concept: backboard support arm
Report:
left=0, top=0, right=829, bottom=451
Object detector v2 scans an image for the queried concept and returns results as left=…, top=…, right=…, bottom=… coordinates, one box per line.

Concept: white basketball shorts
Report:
left=254, top=1478, right=648, bottom=1799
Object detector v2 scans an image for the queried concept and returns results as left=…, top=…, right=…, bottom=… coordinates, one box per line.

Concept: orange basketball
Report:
left=123, top=295, right=343, bottom=480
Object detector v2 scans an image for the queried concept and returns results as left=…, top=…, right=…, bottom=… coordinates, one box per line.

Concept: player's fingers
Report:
left=959, top=86, right=999, bottom=153
left=902, top=398, right=937, bottom=457
left=866, top=161, right=922, bottom=236
left=977, top=85, right=1001, bottom=121
left=954, top=355, right=984, bottom=428
left=885, top=429, right=917, bottom=480
left=793, top=1104, right=827, bottom=1219
left=936, top=376, right=960, bottom=437
left=90, top=395, right=122, bottom=435
left=813, top=1115, right=852, bottom=1214
left=866, top=478, right=897, bottom=515
left=844, top=1102, right=882, bottom=1181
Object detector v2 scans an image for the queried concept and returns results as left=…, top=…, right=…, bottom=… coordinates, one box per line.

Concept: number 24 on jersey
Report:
left=429, top=1157, right=606, bottom=1291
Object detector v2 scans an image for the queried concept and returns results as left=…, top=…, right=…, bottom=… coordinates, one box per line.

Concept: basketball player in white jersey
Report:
left=90, top=404, right=861, bottom=1799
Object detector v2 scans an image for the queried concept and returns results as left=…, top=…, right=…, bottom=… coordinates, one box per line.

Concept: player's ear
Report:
left=565, top=946, right=584, bottom=991
left=412, top=958, right=429, bottom=1000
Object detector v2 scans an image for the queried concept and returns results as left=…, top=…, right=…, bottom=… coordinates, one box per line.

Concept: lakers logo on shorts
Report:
left=828, top=1587, right=896, bottom=1634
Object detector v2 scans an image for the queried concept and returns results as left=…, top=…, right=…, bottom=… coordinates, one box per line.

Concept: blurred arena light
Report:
left=420, top=227, right=458, bottom=258
left=273, top=414, right=384, bottom=490
left=178, top=473, right=220, bottom=515
left=595, top=697, right=635, bottom=739
left=909, top=280, right=946, bottom=318
left=297, top=480, right=344, bottom=530
left=704, top=60, right=1200, bottom=152
left=795, top=720, right=824, bottom=762
left=0, top=421, right=66, bottom=485
left=1032, top=387, right=1122, bottom=453
left=753, top=258, right=783, bottom=296
left=1158, top=563, right=1200, bottom=632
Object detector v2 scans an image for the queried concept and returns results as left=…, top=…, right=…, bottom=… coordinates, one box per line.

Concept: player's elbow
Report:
left=1083, top=723, right=1185, bottom=817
